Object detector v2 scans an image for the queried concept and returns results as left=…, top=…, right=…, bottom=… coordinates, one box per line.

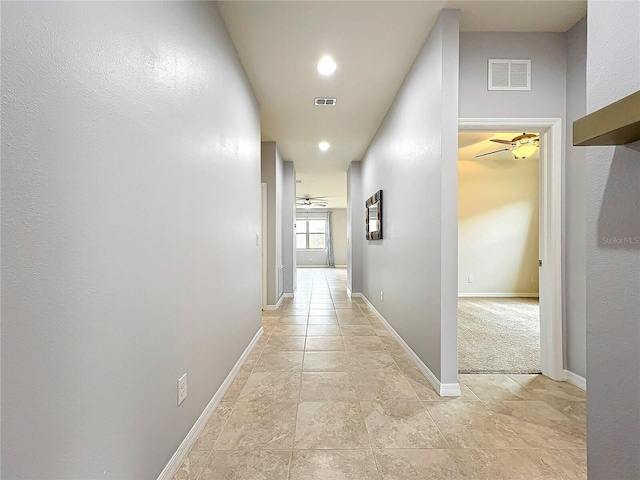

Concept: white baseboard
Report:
left=347, top=287, right=363, bottom=299
left=358, top=296, right=460, bottom=397
left=563, top=369, right=587, bottom=391
left=458, top=293, right=539, bottom=298
left=263, top=294, right=284, bottom=311
left=157, top=327, right=264, bottom=480
left=283, top=293, right=294, bottom=298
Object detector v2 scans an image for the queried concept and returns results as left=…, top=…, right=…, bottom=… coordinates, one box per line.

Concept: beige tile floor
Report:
left=175, top=268, right=586, bottom=479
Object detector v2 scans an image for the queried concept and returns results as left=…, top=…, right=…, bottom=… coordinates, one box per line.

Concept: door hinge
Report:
left=539, top=260, right=543, bottom=267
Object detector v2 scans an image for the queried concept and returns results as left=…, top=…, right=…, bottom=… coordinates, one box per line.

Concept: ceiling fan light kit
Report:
left=511, top=143, right=538, bottom=159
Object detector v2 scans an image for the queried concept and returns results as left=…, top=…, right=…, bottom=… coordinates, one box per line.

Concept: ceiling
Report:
left=218, top=1, right=586, bottom=208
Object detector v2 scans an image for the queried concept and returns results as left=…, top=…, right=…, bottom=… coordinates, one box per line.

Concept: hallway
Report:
left=175, top=268, right=586, bottom=479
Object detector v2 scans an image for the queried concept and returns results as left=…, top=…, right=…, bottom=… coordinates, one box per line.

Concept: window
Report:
left=296, top=218, right=326, bottom=249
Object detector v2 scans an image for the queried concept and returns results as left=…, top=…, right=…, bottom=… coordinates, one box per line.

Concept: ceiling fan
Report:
left=296, top=196, right=328, bottom=208
left=475, top=133, right=540, bottom=159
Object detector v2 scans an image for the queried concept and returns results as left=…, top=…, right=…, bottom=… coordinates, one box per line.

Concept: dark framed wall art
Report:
left=365, top=190, right=383, bottom=240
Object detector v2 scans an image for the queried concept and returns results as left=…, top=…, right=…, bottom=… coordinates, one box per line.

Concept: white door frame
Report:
left=261, top=183, right=268, bottom=311
left=458, top=118, right=564, bottom=381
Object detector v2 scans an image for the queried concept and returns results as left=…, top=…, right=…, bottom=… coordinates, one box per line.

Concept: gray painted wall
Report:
left=459, top=30, right=588, bottom=378
left=1, top=2, right=262, bottom=478
left=357, top=10, right=460, bottom=384
left=261, top=142, right=284, bottom=305
left=585, top=1, right=640, bottom=478
left=459, top=32, right=567, bottom=120
left=347, top=163, right=363, bottom=293
left=564, top=17, right=587, bottom=378
left=282, top=161, right=297, bottom=293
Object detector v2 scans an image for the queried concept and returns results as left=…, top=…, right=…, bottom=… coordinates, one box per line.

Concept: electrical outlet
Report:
left=380, top=291, right=384, bottom=302
left=468, top=276, right=473, bottom=283
left=178, top=373, right=188, bottom=405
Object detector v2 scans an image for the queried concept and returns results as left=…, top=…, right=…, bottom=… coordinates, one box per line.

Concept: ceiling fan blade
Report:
left=474, top=148, right=510, bottom=158
left=490, top=139, right=516, bottom=145
left=512, top=133, right=538, bottom=142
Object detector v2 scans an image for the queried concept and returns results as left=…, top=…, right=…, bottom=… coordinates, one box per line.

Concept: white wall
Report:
left=458, top=154, right=540, bottom=296
left=261, top=142, right=284, bottom=305
left=585, top=1, right=640, bottom=478
left=564, top=17, right=587, bottom=378
left=357, top=10, right=460, bottom=386
left=295, top=209, right=347, bottom=267
left=1, top=2, right=261, bottom=478
left=282, top=161, right=297, bottom=293
left=459, top=30, right=587, bottom=377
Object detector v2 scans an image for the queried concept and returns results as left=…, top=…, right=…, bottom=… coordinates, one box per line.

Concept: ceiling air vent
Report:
left=314, top=97, right=337, bottom=106
left=488, top=59, right=531, bottom=91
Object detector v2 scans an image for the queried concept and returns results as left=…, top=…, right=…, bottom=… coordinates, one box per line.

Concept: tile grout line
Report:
left=287, top=269, right=314, bottom=479
left=352, top=300, right=385, bottom=480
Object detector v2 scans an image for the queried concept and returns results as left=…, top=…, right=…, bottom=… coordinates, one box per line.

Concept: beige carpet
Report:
left=458, top=297, right=541, bottom=374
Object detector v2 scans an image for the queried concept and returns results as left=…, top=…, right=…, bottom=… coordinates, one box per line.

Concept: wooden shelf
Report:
left=573, top=90, right=640, bottom=146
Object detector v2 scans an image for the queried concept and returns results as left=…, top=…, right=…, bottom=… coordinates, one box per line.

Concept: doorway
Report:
left=458, top=118, right=563, bottom=381
left=458, top=131, right=541, bottom=374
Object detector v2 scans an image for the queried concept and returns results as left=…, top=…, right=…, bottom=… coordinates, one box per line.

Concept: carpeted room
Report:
left=457, top=132, right=541, bottom=374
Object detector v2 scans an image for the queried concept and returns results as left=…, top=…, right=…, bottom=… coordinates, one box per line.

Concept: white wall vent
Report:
left=314, top=97, right=337, bottom=106
left=488, top=59, right=531, bottom=91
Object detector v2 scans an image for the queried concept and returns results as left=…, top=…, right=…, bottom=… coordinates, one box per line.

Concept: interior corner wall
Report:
left=358, top=9, right=460, bottom=385
left=458, top=156, right=540, bottom=296
left=282, top=161, right=297, bottom=293
left=261, top=142, right=284, bottom=305
left=347, top=162, right=363, bottom=293
left=585, top=1, right=640, bottom=478
left=564, top=16, right=587, bottom=379
left=1, top=2, right=262, bottom=478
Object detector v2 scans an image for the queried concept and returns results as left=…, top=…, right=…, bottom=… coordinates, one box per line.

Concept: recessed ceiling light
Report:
left=317, top=56, right=336, bottom=76
left=319, top=141, right=330, bottom=151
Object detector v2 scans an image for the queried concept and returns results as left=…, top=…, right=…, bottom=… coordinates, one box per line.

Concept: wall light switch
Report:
left=256, top=234, right=260, bottom=246
left=380, top=291, right=384, bottom=302
left=468, top=276, right=473, bottom=283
